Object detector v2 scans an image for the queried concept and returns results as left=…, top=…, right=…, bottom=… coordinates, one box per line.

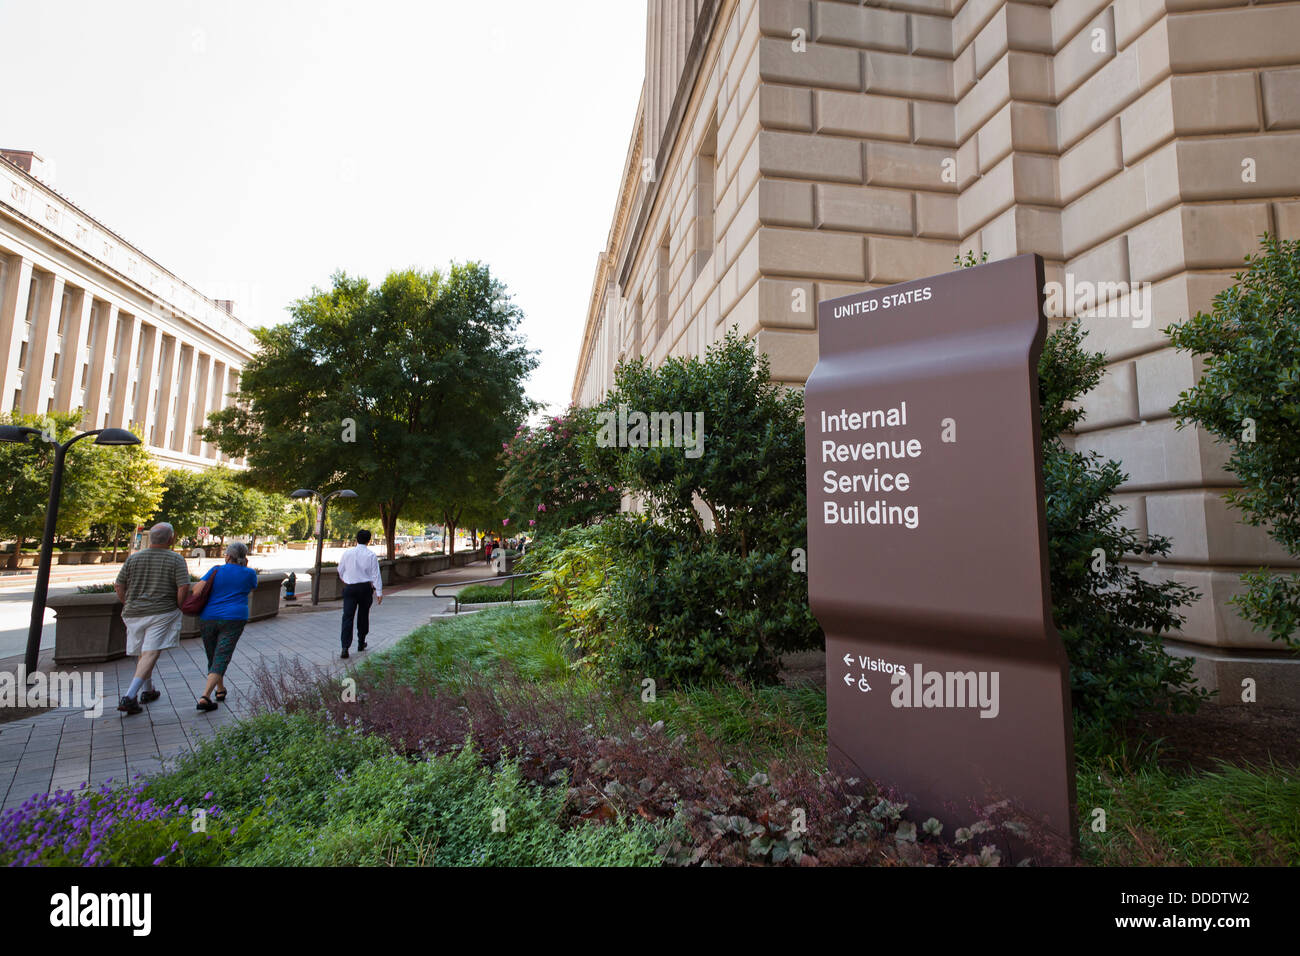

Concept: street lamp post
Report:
left=290, top=488, right=357, bottom=605
left=0, top=425, right=142, bottom=676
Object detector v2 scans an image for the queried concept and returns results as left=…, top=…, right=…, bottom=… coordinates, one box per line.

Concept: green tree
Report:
left=200, top=263, right=537, bottom=559
left=1167, top=234, right=1300, bottom=648
left=500, top=405, right=622, bottom=535
left=153, top=468, right=227, bottom=542
left=95, top=429, right=166, bottom=557
left=0, top=410, right=114, bottom=566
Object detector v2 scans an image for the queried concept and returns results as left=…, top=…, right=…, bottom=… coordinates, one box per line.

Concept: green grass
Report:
left=456, top=581, right=539, bottom=605
left=1076, top=753, right=1299, bottom=865
left=356, top=604, right=571, bottom=689
left=644, top=682, right=829, bottom=771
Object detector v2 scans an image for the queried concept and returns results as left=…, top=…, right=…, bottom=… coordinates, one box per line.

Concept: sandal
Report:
left=215, top=688, right=227, bottom=702
left=196, top=696, right=218, bottom=712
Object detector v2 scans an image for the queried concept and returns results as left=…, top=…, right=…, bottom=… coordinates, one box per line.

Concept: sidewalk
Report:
left=0, top=564, right=494, bottom=811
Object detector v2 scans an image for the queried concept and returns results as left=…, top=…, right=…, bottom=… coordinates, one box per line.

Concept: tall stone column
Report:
left=207, top=359, right=227, bottom=460
left=171, top=342, right=196, bottom=453
left=132, top=322, right=158, bottom=439
left=154, top=333, right=181, bottom=449
left=83, top=301, right=117, bottom=431
left=110, top=311, right=140, bottom=431
left=56, top=285, right=94, bottom=416
left=191, top=352, right=211, bottom=456
left=0, top=255, right=34, bottom=413
left=21, top=271, right=64, bottom=415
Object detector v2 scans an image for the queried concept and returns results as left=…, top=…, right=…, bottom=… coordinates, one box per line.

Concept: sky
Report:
left=0, top=0, right=647, bottom=415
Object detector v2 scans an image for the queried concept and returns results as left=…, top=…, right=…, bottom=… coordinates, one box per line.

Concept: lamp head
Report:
left=290, top=489, right=316, bottom=499
left=0, top=425, right=41, bottom=444
left=337, top=489, right=358, bottom=499
left=93, top=428, right=141, bottom=446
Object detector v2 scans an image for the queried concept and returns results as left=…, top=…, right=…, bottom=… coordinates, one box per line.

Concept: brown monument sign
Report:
left=804, top=254, right=1076, bottom=855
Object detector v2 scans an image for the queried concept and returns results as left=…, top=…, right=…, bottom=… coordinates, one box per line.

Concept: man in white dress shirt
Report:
left=336, top=529, right=383, bottom=659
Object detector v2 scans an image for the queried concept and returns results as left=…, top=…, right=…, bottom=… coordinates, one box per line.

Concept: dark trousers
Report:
left=341, top=583, right=373, bottom=650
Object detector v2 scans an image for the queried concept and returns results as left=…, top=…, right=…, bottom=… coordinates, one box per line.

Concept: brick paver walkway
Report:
left=0, top=563, right=500, bottom=810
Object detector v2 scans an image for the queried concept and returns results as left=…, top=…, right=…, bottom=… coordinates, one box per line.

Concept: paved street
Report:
left=0, top=563, right=496, bottom=811
left=0, top=543, right=470, bottom=661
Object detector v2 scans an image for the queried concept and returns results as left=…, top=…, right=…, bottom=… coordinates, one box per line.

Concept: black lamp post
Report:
left=290, top=487, right=357, bottom=605
left=0, top=425, right=142, bottom=676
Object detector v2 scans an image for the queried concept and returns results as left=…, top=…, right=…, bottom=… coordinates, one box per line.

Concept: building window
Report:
left=694, top=116, right=717, bottom=281
left=656, top=234, right=670, bottom=339
left=632, top=295, right=643, bottom=358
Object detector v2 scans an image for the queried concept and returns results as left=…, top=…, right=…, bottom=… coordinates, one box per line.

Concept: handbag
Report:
left=182, top=573, right=213, bottom=616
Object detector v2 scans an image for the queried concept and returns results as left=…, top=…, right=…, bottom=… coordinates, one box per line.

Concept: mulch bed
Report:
left=1122, top=706, right=1300, bottom=772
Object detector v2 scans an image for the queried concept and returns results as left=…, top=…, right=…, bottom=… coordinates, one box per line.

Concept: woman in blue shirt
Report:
left=193, top=542, right=258, bottom=712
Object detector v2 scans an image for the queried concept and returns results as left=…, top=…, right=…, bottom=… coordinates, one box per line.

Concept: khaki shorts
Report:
left=124, top=609, right=183, bottom=655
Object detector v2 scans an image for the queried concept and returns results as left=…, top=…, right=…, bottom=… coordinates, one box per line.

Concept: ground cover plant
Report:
left=4, top=605, right=1294, bottom=866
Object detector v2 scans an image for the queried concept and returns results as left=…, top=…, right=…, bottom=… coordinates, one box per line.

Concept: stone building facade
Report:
left=0, top=150, right=252, bottom=472
left=572, top=0, right=1300, bottom=703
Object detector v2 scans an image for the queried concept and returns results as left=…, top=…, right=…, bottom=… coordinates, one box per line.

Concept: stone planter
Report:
left=307, top=566, right=345, bottom=601
left=48, top=592, right=127, bottom=665
left=378, top=560, right=395, bottom=586
left=249, top=571, right=286, bottom=621
left=181, top=613, right=201, bottom=639
left=392, top=557, right=419, bottom=581
left=100, top=551, right=122, bottom=564
left=16, top=553, right=40, bottom=568
left=58, top=552, right=83, bottom=565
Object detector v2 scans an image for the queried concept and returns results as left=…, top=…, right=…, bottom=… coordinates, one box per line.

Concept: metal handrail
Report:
left=433, top=572, right=538, bottom=614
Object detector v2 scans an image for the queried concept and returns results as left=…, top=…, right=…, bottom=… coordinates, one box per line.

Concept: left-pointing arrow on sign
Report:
left=843, top=673, right=855, bottom=687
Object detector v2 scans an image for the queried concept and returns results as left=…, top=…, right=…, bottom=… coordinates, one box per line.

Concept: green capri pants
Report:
left=199, top=619, right=247, bottom=676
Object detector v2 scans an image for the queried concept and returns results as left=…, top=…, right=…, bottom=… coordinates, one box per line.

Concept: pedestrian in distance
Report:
left=337, top=529, right=382, bottom=659
left=190, top=542, right=258, bottom=712
left=113, top=523, right=190, bottom=715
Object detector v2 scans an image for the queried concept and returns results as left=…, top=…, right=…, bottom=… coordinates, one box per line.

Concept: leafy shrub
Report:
left=77, top=583, right=117, bottom=594
left=1167, top=234, right=1300, bottom=648
left=522, top=523, right=616, bottom=664
left=1038, top=321, right=1205, bottom=722
left=580, top=330, right=820, bottom=686
left=602, top=517, right=816, bottom=685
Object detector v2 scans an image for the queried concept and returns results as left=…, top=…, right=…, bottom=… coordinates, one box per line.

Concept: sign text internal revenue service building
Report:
left=803, top=254, right=1076, bottom=854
